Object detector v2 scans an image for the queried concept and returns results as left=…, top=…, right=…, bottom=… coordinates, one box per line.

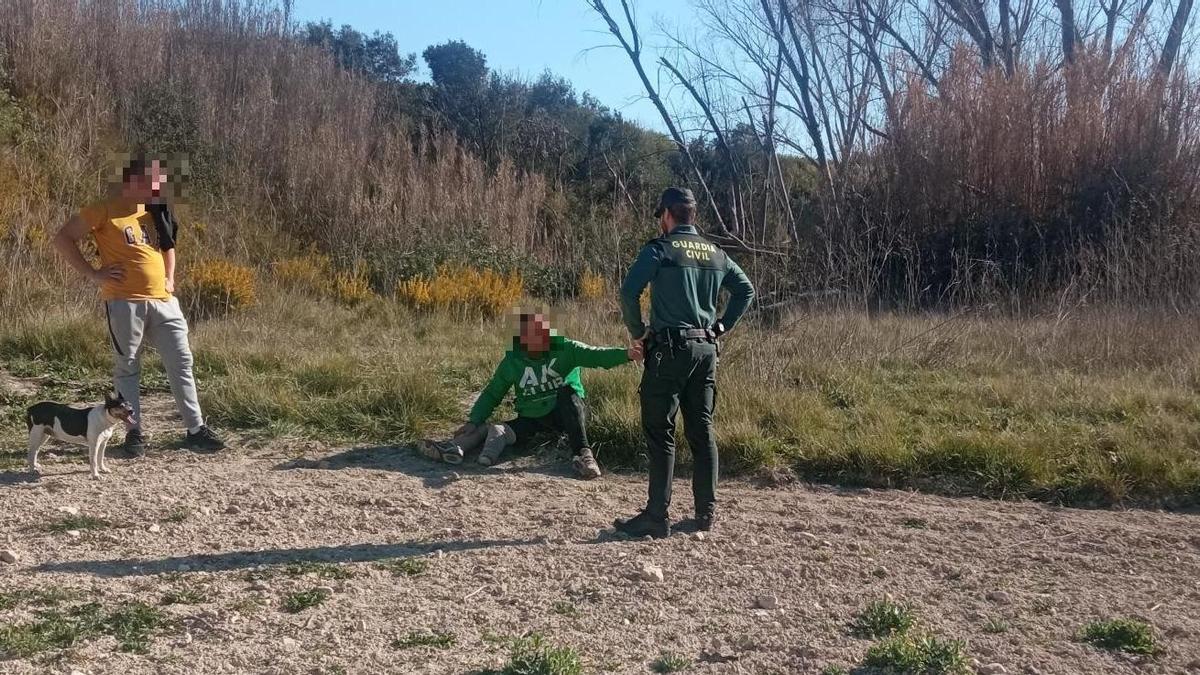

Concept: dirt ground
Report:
left=1, top=394, right=1199, bottom=675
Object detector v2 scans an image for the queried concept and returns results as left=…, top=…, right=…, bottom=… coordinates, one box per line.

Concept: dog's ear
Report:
left=107, top=390, right=122, bottom=404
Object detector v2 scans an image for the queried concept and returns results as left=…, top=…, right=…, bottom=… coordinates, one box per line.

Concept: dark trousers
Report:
left=506, top=387, right=590, bottom=455
left=640, top=338, right=719, bottom=520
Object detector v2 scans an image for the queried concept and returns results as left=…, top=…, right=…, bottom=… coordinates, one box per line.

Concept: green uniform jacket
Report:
left=468, top=336, right=629, bottom=424
left=619, top=224, right=755, bottom=338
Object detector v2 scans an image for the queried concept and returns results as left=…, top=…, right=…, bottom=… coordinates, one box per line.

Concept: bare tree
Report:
left=585, top=0, right=729, bottom=233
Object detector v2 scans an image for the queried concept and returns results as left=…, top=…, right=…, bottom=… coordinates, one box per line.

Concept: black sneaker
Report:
left=676, top=508, right=715, bottom=533
left=121, top=428, right=146, bottom=458
left=613, top=510, right=670, bottom=539
left=184, top=426, right=226, bottom=452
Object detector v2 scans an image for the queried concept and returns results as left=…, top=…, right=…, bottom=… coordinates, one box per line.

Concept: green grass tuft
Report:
left=160, top=588, right=207, bottom=606
left=863, top=632, right=969, bottom=674
left=0, top=588, right=76, bottom=611
left=282, top=588, right=331, bottom=613
left=0, top=601, right=163, bottom=658
left=163, top=506, right=191, bottom=523
left=497, top=633, right=583, bottom=675
left=1080, top=618, right=1158, bottom=655
left=983, top=617, right=1010, bottom=634
left=45, top=514, right=111, bottom=534
left=852, top=599, right=917, bottom=638
left=105, top=602, right=165, bottom=653
left=552, top=601, right=580, bottom=618
left=374, top=557, right=428, bottom=577
left=391, top=630, right=456, bottom=650
left=650, top=651, right=691, bottom=673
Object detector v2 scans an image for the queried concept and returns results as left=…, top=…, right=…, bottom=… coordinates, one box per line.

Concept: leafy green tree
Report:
left=303, top=21, right=416, bottom=83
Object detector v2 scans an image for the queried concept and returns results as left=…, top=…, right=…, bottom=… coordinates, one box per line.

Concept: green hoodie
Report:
left=468, top=335, right=629, bottom=424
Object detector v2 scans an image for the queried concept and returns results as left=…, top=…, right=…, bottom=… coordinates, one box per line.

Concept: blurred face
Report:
left=122, top=160, right=166, bottom=202
left=519, top=314, right=552, bottom=354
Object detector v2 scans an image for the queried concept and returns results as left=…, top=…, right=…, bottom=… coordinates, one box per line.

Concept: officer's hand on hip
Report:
left=627, top=341, right=644, bottom=363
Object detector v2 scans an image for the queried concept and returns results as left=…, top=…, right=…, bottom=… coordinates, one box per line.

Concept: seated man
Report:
left=425, top=312, right=641, bottom=479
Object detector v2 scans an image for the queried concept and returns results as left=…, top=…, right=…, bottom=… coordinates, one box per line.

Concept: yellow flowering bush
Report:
left=579, top=270, right=606, bottom=301
left=396, top=265, right=523, bottom=318
left=273, top=252, right=334, bottom=295
left=180, top=259, right=256, bottom=318
left=274, top=253, right=376, bottom=305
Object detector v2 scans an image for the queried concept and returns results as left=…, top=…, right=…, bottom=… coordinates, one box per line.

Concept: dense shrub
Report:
left=395, top=265, right=522, bottom=318
left=273, top=253, right=375, bottom=306
left=180, top=260, right=256, bottom=319
left=578, top=270, right=605, bottom=301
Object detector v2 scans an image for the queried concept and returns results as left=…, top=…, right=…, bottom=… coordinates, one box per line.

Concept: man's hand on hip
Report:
left=90, top=264, right=125, bottom=285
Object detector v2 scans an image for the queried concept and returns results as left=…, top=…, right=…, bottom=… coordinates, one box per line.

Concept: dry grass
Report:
left=0, top=0, right=550, bottom=290
left=2, top=279, right=1198, bottom=508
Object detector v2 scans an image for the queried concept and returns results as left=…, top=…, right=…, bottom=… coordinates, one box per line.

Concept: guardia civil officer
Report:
left=613, top=187, right=755, bottom=538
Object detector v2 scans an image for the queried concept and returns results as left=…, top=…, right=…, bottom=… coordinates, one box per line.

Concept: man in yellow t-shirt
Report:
left=53, top=156, right=225, bottom=456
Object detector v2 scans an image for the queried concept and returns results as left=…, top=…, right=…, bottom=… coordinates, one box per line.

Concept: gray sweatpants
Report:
left=104, top=297, right=204, bottom=432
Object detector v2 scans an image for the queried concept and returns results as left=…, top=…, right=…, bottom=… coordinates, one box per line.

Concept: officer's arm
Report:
left=718, top=257, right=755, bottom=332
left=467, top=361, right=514, bottom=425
left=619, top=243, right=661, bottom=338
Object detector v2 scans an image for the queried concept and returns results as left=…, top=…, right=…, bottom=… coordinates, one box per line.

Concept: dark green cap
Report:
left=654, top=187, right=697, bottom=218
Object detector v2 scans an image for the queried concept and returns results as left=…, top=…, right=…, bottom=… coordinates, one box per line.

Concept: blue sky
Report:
left=291, top=0, right=696, bottom=130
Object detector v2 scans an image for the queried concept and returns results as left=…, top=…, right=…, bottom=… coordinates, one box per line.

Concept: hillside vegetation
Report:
left=0, top=0, right=1198, bottom=507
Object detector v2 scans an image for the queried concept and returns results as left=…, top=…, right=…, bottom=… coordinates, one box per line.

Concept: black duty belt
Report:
left=654, top=327, right=717, bottom=344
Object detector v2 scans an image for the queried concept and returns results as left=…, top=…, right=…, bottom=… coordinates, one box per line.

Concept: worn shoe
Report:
left=121, top=428, right=146, bottom=458
left=417, top=440, right=463, bottom=464
left=441, top=442, right=464, bottom=465
left=572, top=448, right=602, bottom=480
left=613, top=510, right=670, bottom=539
left=184, top=425, right=226, bottom=452
left=477, top=424, right=514, bottom=466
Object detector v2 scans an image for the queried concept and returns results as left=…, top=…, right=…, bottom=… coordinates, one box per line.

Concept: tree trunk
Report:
left=1159, top=0, right=1195, bottom=77
left=1054, top=0, right=1079, bottom=65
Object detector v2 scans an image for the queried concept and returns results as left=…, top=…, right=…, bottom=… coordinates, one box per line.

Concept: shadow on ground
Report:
left=274, top=443, right=581, bottom=488
left=35, top=537, right=545, bottom=577
left=0, top=470, right=39, bottom=486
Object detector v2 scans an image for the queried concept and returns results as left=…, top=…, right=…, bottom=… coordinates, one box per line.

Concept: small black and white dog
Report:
left=26, top=391, right=137, bottom=479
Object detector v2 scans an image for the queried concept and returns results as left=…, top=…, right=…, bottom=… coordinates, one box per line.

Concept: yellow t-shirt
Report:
left=79, top=200, right=169, bottom=301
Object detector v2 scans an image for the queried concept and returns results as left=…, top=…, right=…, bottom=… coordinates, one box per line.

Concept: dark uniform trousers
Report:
left=640, top=337, right=719, bottom=520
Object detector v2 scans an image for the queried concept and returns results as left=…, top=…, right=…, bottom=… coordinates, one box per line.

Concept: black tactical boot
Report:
left=613, top=510, right=670, bottom=539
left=676, top=505, right=715, bottom=533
